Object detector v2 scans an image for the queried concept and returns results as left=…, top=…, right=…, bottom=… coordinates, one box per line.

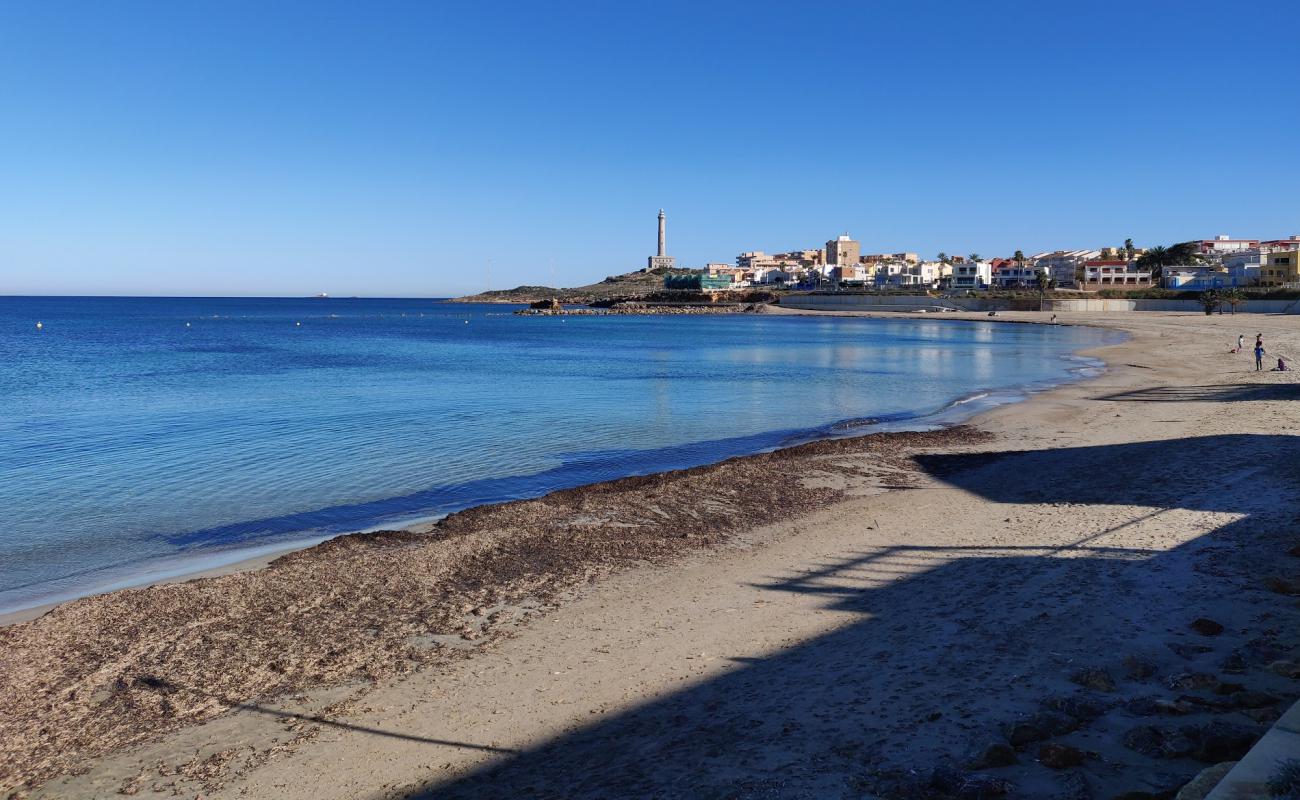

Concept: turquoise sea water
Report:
left=0, top=297, right=1118, bottom=613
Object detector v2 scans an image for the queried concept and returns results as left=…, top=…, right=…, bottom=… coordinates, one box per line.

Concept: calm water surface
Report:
left=0, top=297, right=1118, bottom=612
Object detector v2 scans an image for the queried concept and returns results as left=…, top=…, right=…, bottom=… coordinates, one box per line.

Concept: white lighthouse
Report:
left=647, top=209, right=676, bottom=271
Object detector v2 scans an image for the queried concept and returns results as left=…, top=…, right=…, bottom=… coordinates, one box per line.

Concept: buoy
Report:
left=464, top=320, right=468, bottom=324
left=35, top=321, right=43, bottom=330
left=185, top=322, right=191, bottom=328
left=296, top=321, right=301, bottom=327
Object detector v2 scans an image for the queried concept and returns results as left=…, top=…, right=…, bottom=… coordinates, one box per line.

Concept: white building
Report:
left=752, top=266, right=794, bottom=285
left=1222, top=250, right=1262, bottom=287
left=1197, top=235, right=1259, bottom=254
left=1164, top=266, right=1232, bottom=291
left=992, top=264, right=1040, bottom=288
left=1031, top=250, right=1101, bottom=287
left=872, top=262, right=906, bottom=286
left=950, top=261, right=992, bottom=290
left=1079, top=260, right=1153, bottom=289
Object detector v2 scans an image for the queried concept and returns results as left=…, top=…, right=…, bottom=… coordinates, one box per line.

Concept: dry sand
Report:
left=6, top=310, right=1300, bottom=800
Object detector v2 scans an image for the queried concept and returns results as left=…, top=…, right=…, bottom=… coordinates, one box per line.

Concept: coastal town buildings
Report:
left=833, top=264, right=869, bottom=283
left=950, top=261, right=992, bottom=290
left=1163, top=266, right=1232, bottom=291
left=826, top=235, right=861, bottom=272
left=664, top=272, right=737, bottom=291
left=991, top=263, right=1039, bottom=288
left=697, top=226, right=1300, bottom=296
left=1079, top=260, right=1154, bottom=290
left=1197, top=235, right=1260, bottom=255
left=1261, top=235, right=1300, bottom=251
left=1260, top=250, right=1299, bottom=288
left=1030, top=250, right=1101, bottom=288
left=1222, top=250, right=1264, bottom=286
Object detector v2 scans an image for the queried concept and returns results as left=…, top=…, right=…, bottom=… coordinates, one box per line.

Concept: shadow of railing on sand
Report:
left=138, top=677, right=519, bottom=754
left=389, top=435, right=1298, bottom=799
left=1096, top=383, right=1300, bottom=403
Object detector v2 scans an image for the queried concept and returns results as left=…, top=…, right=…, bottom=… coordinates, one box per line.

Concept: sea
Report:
left=0, top=297, right=1119, bottom=614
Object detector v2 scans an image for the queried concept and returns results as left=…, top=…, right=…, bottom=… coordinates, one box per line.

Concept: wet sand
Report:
left=6, top=310, right=1300, bottom=799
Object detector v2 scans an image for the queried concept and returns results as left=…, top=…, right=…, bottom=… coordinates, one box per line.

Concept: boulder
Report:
left=1240, top=706, right=1283, bottom=724
left=1124, top=656, right=1159, bottom=680
left=1219, top=651, right=1247, bottom=674
left=1269, top=660, right=1300, bottom=678
left=1232, top=692, right=1284, bottom=712
left=1168, top=672, right=1220, bottom=691
left=1039, top=743, right=1086, bottom=769
left=969, top=742, right=1018, bottom=768
left=1071, top=668, right=1117, bottom=692
left=1167, top=642, right=1214, bottom=659
left=1186, top=720, right=1259, bottom=763
left=1174, top=762, right=1236, bottom=800
left=1122, top=725, right=1195, bottom=759
left=1045, top=693, right=1111, bottom=722
left=529, top=298, right=562, bottom=311
left=1189, top=618, right=1224, bottom=636
left=1005, top=711, right=1079, bottom=746
left=1264, top=575, right=1300, bottom=595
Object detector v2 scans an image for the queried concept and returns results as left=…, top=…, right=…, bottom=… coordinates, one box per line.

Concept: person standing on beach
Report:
left=1255, top=340, right=1266, bottom=371
left=1238, top=334, right=1245, bottom=353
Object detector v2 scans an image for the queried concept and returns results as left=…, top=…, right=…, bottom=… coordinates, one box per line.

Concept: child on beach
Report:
left=1276, top=357, right=1289, bottom=372
left=1255, top=341, right=1266, bottom=371
left=1238, top=334, right=1245, bottom=353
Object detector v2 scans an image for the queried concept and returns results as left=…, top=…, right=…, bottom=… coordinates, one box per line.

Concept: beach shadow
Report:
left=1097, top=384, right=1300, bottom=403
left=136, top=677, right=518, bottom=754
left=390, top=435, right=1300, bottom=799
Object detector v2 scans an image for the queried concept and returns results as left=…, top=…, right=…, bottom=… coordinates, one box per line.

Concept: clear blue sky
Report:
left=2, top=0, right=1297, bottom=297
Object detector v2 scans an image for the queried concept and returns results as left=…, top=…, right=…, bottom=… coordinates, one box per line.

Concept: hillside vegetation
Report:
left=449, top=269, right=676, bottom=304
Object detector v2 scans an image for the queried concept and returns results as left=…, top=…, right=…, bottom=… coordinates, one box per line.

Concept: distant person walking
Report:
left=1255, top=341, right=1266, bottom=371
left=1238, top=334, right=1245, bottom=353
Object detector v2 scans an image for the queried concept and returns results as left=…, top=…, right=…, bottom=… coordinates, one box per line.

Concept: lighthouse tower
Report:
left=647, top=209, right=676, bottom=271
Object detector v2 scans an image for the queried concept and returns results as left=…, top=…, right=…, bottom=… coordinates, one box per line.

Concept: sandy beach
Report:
left=5, top=310, right=1300, bottom=799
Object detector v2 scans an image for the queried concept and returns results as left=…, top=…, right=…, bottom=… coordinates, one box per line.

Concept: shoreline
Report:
left=8, top=310, right=1300, bottom=799
left=0, top=316, right=1115, bottom=625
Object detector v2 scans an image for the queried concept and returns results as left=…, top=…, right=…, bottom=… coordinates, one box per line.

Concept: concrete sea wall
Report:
left=779, top=294, right=1300, bottom=314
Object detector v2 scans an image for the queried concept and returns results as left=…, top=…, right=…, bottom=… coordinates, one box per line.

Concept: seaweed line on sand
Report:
left=0, top=425, right=993, bottom=794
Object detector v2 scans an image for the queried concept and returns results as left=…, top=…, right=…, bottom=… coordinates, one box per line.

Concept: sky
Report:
left=1, top=0, right=1298, bottom=297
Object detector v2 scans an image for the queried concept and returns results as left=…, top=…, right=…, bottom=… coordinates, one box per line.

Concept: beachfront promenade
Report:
left=5, top=311, right=1300, bottom=799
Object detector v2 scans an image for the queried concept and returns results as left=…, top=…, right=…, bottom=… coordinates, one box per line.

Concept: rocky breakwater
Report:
left=515, top=300, right=763, bottom=316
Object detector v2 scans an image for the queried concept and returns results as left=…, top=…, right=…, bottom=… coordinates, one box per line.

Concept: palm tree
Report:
left=937, top=252, right=949, bottom=264
left=1035, top=269, right=1056, bottom=311
left=1223, top=287, right=1247, bottom=315
left=968, top=253, right=980, bottom=263
left=1170, top=241, right=1202, bottom=264
left=1199, top=289, right=1222, bottom=315
left=1137, top=245, right=1172, bottom=283
left=1013, top=249, right=1025, bottom=265
left=1124, top=238, right=1135, bottom=261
